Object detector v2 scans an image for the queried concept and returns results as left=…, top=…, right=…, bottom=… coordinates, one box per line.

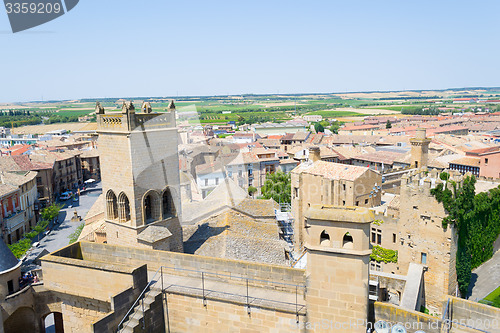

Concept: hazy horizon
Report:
left=1, top=1, right=499, bottom=103
left=2, top=85, right=500, bottom=105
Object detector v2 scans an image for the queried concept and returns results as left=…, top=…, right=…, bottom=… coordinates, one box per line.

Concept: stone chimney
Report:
left=309, top=146, right=321, bottom=162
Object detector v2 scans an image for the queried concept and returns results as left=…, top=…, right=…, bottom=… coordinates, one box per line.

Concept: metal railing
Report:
left=117, top=265, right=306, bottom=332
left=279, top=202, right=291, bottom=212
left=162, top=265, right=306, bottom=326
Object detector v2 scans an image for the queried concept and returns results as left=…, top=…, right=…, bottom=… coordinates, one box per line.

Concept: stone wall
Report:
left=374, top=302, right=442, bottom=333
left=306, top=250, right=370, bottom=333
left=60, top=294, right=111, bottom=333
left=92, top=287, right=142, bottom=333
left=79, top=242, right=305, bottom=293
left=164, top=292, right=304, bottom=333
left=41, top=255, right=145, bottom=303
left=445, top=296, right=500, bottom=333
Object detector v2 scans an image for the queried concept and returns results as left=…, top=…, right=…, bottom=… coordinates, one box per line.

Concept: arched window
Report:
left=145, top=195, right=153, bottom=221
left=320, top=230, right=330, bottom=246
left=118, top=192, right=131, bottom=222
left=343, top=232, right=354, bottom=249
left=106, top=190, right=118, bottom=220
left=143, top=190, right=160, bottom=224
left=162, top=188, right=176, bottom=218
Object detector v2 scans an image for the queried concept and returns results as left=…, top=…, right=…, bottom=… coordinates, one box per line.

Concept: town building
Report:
left=0, top=155, right=54, bottom=207
left=465, top=146, right=500, bottom=178
left=252, top=122, right=307, bottom=136
left=302, top=114, right=322, bottom=122
left=79, top=149, right=101, bottom=181
left=0, top=170, right=37, bottom=244
left=195, top=161, right=226, bottom=198
left=29, top=150, right=83, bottom=197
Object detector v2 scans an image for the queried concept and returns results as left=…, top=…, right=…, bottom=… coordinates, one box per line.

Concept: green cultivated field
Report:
left=306, top=110, right=365, bottom=118
left=6, top=88, right=500, bottom=128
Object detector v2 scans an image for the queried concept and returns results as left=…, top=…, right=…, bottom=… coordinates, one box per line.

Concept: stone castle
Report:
left=0, top=104, right=496, bottom=333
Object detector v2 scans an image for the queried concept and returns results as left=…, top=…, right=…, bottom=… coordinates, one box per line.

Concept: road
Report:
left=468, top=248, right=500, bottom=301
left=23, top=182, right=102, bottom=272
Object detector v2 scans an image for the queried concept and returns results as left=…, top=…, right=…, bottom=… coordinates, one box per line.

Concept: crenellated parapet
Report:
left=373, top=210, right=398, bottom=221
left=400, top=168, right=466, bottom=197
left=97, top=101, right=176, bottom=132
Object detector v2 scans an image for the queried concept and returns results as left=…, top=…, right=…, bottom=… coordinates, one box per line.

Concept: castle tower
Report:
left=397, top=169, right=459, bottom=313
left=410, top=128, right=431, bottom=169
left=304, top=205, right=372, bottom=332
left=96, top=101, right=183, bottom=252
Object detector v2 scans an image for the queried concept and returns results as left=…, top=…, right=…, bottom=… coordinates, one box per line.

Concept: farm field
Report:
left=12, top=122, right=97, bottom=135
left=3, top=87, right=500, bottom=131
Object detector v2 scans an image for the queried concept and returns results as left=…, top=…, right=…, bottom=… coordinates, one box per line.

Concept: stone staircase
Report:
left=118, top=285, right=162, bottom=333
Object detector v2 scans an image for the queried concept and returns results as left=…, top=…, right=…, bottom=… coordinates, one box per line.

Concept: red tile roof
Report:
left=466, top=146, right=500, bottom=156
left=294, top=161, right=375, bottom=181
left=353, top=151, right=404, bottom=165
left=343, top=124, right=379, bottom=131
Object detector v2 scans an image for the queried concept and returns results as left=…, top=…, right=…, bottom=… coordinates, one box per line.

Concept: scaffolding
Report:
left=275, top=204, right=294, bottom=246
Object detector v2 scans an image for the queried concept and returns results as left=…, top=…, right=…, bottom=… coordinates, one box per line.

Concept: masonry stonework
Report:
left=97, top=101, right=183, bottom=252
left=304, top=206, right=372, bottom=332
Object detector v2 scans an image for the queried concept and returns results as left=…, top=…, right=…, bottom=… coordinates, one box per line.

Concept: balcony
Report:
left=4, top=210, right=25, bottom=230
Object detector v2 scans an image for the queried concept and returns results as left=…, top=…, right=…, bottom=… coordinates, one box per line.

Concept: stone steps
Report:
left=118, top=286, right=162, bottom=333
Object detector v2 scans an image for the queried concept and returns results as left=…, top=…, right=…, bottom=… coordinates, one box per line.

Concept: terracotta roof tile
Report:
left=294, top=160, right=374, bottom=181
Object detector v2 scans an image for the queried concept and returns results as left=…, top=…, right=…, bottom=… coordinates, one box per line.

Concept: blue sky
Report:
left=0, top=0, right=499, bottom=103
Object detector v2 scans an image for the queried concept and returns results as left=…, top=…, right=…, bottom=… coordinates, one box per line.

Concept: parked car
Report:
left=60, top=192, right=72, bottom=200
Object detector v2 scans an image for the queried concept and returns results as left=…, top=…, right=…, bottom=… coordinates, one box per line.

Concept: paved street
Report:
left=23, top=182, right=102, bottom=271
left=468, top=249, right=500, bottom=301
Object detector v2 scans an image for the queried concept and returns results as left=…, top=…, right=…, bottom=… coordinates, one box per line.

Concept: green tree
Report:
left=431, top=175, right=500, bottom=297
left=319, top=120, right=330, bottom=127
left=456, top=244, right=472, bottom=297
left=260, top=171, right=291, bottom=204
left=40, top=203, right=62, bottom=222
left=69, top=223, right=85, bottom=244
left=329, top=121, right=344, bottom=134
left=248, top=186, right=257, bottom=197
left=386, top=120, right=392, bottom=129
left=314, top=122, right=325, bottom=133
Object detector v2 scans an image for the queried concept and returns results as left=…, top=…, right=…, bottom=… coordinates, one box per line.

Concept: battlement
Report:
left=400, top=168, right=466, bottom=194
left=96, top=101, right=176, bottom=132
left=372, top=210, right=398, bottom=221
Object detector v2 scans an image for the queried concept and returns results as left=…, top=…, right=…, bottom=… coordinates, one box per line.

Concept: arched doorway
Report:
left=4, top=307, right=37, bottom=333
left=42, top=312, right=64, bottom=333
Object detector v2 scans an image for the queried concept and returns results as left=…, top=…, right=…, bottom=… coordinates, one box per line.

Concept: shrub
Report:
left=69, top=223, right=85, bottom=244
